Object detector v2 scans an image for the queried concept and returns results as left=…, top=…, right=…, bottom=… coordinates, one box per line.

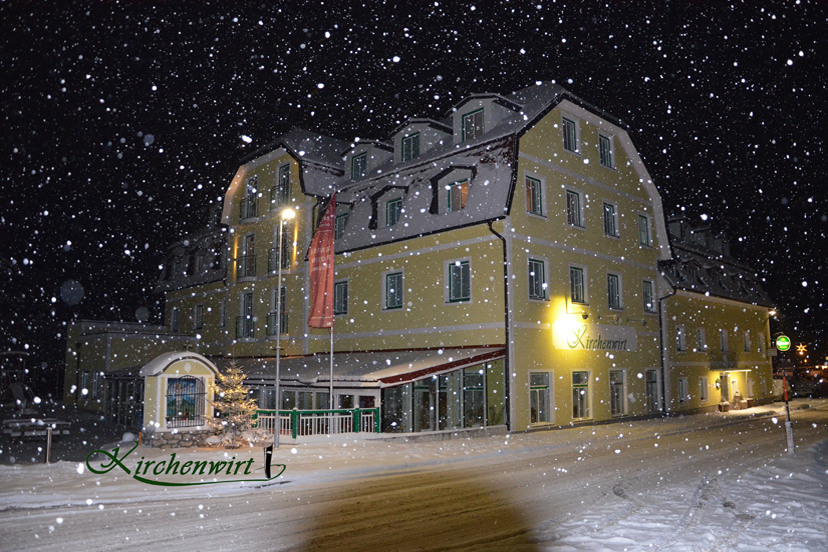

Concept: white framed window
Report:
left=696, top=328, right=707, bottom=352
left=720, top=329, right=729, bottom=352
left=676, top=325, right=687, bottom=352
left=445, top=259, right=471, bottom=303
left=447, top=179, right=469, bottom=212
left=598, top=133, right=615, bottom=168
left=561, top=115, right=579, bottom=153
left=646, top=369, right=659, bottom=411
left=220, top=299, right=227, bottom=329
left=401, top=132, right=420, bottom=162
left=351, top=153, right=367, bottom=180
left=525, top=174, right=544, bottom=217
left=757, top=336, right=765, bottom=354
left=642, top=280, right=656, bottom=313
left=462, top=109, right=484, bottom=141
left=566, top=189, right=584, bottom=227
left=700, top=377, right=709, bottom=402
left=91, top=371, right=102, bottom=400
left=528, top=258, right=548, bottom=301
left=335, top=213, right=349, bottom=240
left=743, top=331, right=751, bottom=352
left=170, top=306, right=180, bottom=333
left=610, top=370, right=625, bottom=417
left=607, top=272, right=623, bottom=310
left=572, top=371, right=590, bottom=419
left=193, top=304, right=204, bottom=330
left=386, top=198, right=403, bottom=227
left=383, top=270, right=404, bottom=310
left=530, top=372, right=551, bottom=424
left=569, top=265, right=588, bottom=304
left=678, top=377, right=689, bottom=403
left=603, top=201, right=619, bottom=237
left=268, top=286, right=287, bottom=336
left=334, top=280, right=349, bottom=315
left=638, top=214, right=652, bottom=247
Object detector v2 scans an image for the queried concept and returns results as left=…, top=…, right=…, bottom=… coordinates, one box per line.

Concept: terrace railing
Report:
left=255, top=408, right=381, bottom=439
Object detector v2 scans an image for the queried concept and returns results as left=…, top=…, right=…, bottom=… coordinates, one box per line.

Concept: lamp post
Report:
left=274, top=207, right=295, bottom=449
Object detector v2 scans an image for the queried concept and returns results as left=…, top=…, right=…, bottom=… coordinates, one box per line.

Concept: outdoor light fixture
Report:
left=581, top=313, right=589, bottom=320
left=715, top=379, right=721, bottom=389
left=769, top=309, right=777, bottom=317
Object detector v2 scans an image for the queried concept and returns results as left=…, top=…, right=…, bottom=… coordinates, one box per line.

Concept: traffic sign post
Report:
left=775, top=334, right=795, bottom=455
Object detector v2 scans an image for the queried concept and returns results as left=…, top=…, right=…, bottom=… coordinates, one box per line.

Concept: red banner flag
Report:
left=307, top=193, right=336, bottom=328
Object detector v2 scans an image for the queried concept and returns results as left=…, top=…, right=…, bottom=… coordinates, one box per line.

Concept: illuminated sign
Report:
left=775, top=335, right=791, bottom=352
left=552, top=321, right=637, bottom=351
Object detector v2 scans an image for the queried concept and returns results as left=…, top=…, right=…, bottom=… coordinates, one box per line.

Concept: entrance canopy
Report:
left=214, top=346, right=505, bottom=389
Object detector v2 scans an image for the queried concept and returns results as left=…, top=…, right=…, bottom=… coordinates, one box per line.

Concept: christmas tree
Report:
left=208, top=361, right=259, bottom=447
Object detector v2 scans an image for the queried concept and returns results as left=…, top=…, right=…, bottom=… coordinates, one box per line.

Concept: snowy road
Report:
left=2, top=402, right=827, bottom=551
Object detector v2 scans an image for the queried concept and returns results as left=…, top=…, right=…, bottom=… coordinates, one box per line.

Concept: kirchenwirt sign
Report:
left=552, top=322, right=637, bottom=352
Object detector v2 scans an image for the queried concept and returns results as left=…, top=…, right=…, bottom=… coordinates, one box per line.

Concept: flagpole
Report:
left=329, top=325, right=334, bottom=410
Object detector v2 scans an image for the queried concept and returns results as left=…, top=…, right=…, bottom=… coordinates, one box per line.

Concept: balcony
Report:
left=236, top=255, right=256, bottom=279
left=268, top=247, right=290, bottom=273
left=235, top=316, right=254, bottom=339
left=239, top=198, right=258, bottom=220
left=266, top=311, right=289, bottom=336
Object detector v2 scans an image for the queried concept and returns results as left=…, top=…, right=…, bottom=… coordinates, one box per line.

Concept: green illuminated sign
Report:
left=776, top=335, right=791, bottom=352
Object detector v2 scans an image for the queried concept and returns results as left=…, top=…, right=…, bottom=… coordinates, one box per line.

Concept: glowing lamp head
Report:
left=281, top=208, right=296, bottom=220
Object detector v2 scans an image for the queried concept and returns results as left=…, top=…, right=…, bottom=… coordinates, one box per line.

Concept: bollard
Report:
left=45, top=426, right=53, bottom=464
left=785, top=420, right=795, bottom=455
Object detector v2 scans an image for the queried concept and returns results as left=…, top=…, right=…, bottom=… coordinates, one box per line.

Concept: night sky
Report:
left=2, top=1, right=826, bottom=389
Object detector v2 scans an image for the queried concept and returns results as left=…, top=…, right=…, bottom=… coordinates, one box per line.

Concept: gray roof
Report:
left=331, top=82, right=570, bottom=252
left=660, top=242, right=774, bottom=308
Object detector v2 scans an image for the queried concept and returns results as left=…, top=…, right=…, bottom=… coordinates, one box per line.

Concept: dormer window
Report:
left=462, top=109, right=484, bottom=142
left=401, top=132, right=420, bottom=162
left=335, top=213, right=349, bottom=240
left=351, top=153, right=367, bottom=180
left=241, top=176, right=258, bottom=219
left=386, top=198, right=403, bottom=227
left=447, top=180, right=469, bottom=212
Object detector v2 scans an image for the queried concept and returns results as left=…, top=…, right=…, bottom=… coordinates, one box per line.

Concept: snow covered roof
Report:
left=212, top=346, right=505, bottom=389
left=660, top=221, right=774, bottom=307
left=139, top=351, right=220, bottom=377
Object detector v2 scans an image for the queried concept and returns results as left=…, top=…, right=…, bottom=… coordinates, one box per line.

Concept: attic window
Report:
left=447, top=180, right=469, bottom=213
left=462, top=109, right=484, bottom=142
left=401, top=132, right=420, bottom=162
left=351, top=153, right=367, bottom=180
left=335, top=213, right=349, bottom=240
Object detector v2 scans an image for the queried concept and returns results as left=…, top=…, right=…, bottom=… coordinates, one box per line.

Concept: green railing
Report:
left=255, top=408, right=381, bottom=439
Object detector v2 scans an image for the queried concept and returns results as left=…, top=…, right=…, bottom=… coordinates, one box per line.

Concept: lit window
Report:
left=447, top=180, right=469, bottom=212
left=526, top=176, right=543, bottom=216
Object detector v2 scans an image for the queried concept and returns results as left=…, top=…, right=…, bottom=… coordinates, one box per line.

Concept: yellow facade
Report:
left=662, top=290, right=773, bottom=411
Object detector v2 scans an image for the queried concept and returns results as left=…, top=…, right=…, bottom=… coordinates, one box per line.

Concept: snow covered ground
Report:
left=1, top=400, right=827, bottom=551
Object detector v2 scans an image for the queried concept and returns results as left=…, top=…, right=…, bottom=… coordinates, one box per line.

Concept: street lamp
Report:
left=274, top=207, right=295, bottom=449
